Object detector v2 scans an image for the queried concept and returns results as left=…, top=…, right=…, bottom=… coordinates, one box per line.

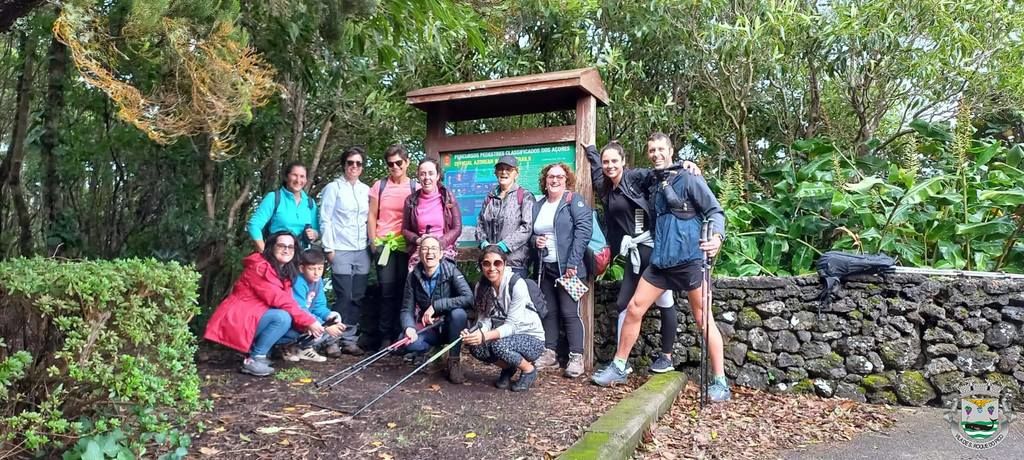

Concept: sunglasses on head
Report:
left=387, top=159, right=405, bottom=168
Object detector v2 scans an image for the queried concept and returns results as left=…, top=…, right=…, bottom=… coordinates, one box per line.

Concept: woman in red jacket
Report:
left=204, top=231, right=324, bottom=376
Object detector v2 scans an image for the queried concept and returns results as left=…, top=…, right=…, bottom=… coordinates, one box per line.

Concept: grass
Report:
left=274, top=367, right=312, bottom=381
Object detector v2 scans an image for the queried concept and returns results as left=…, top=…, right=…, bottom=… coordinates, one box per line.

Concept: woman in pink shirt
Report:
left=403, top=158, right=462, bottom=267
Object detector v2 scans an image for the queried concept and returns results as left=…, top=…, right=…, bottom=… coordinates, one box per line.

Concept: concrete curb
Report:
left=559, top=371, right=688, bottom=459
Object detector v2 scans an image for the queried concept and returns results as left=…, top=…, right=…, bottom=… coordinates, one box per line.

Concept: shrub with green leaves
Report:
left=0, top=257, right=204, bottom=458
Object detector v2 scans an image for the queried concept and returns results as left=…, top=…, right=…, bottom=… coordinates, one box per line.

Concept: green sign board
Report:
left=441, top=142, right=576, bottom=246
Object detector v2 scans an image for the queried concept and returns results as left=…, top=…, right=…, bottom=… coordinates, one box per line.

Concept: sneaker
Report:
left=281, top=346, right=301, bottom=362
left=511, top=369, right=538, bottom=392
left=495, top=367, right=516, bottom=390
left=447, top=356, right=465, bottom=384
left=342, top=342, right=365, bottom=356
left=240, top=356, right=274, bottom=377
left=591, top=362, right=629, bottom=387
left=324, top=343, right=343, bottom=359
left=297, top=347, right=327, bottom=363
left=535, top=348, right=558, bottom=369
left=564, top=352, right=585, bottom=378
left=708, top=377, right=732, bottom=402
left=649, top=353, right=674, bottom=374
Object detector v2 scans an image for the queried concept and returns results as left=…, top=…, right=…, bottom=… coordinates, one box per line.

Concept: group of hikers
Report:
left=203, top=133, right=731, bottom=401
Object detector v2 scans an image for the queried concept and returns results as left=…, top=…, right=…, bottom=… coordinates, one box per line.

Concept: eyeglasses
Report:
left=547, top=174, right=567, bottom=181
left=275, top=243, right=295, bottom=251
left=420, top=246, right=441, bottom=253
left=481, top=260, right=505, bottom=269
left=346, top=160, right=363, bottom=167
left=387, top=159, right=405, bottom=168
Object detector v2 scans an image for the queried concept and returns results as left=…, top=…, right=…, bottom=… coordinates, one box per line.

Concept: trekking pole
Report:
left=699, top=220, right=712, bottom=409
left=315, top=320, right=445, bottom=388
left=351, top=331, right=471, bottom=417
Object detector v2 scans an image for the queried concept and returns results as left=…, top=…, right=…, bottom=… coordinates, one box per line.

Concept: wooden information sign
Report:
left=407, top=68, right=610, bottom=370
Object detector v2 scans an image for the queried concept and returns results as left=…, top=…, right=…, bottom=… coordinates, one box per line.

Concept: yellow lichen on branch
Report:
left=53, top=5, right=278, bottom=159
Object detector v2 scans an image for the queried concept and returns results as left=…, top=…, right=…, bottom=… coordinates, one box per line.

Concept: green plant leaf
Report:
left=979, top=190, right=1024, bottom=206
left=843, top=176, right=885, bottom=194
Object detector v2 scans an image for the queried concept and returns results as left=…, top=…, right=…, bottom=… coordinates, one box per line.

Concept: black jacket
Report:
left=586, top=144, right=656, bottom=252
left=400, top=260, right=473, bottom=330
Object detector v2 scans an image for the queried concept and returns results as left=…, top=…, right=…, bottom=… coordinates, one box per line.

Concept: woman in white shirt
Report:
left=319, top=146, right=371, bottom=357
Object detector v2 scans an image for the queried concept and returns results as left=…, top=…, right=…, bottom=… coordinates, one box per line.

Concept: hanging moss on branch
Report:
left=52, top=1, right=278, bottom=158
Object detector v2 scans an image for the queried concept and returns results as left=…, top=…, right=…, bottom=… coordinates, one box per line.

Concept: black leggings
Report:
left=539, top=262, right=585, bottom=354
left=618, top=245, right=677, bottom=354
left=365, top=250, right=409, bottom=345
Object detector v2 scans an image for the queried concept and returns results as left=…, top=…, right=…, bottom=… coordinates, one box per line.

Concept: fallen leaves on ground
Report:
left=637, top=383, right=898, bottom=460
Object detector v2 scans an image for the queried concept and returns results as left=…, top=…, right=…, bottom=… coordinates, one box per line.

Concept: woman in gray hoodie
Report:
left=462, top=245, right=545, bottom=392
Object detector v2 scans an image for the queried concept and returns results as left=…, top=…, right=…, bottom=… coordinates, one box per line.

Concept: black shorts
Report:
left=641, top=259, right=705, bottom=292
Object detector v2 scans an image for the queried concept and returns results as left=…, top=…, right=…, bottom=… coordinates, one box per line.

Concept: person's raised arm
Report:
left=246, top=192, right=275, bottom=252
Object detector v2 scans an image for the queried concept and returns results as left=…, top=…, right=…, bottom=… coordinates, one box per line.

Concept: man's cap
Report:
left=496, top=155, right=518, bottom=168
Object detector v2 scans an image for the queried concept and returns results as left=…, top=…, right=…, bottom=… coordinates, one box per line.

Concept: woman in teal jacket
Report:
left=247, top=161, right=321, bottom=252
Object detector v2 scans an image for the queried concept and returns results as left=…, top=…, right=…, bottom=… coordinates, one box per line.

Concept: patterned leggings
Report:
left=469, top=335, right=545, bottom=368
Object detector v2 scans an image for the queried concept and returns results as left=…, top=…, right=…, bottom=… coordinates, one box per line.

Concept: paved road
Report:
left=783, top=407, right=1024, bottom=460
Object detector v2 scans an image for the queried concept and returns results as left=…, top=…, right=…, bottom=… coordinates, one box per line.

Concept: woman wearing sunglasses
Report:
left=463, top=245, right=545, bottom=391
left=319, top=146, right=371, bottom=358
left=365, top=144, right=420, bottom=351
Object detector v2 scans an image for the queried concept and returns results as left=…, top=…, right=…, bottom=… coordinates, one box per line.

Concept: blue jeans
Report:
left=405, top=308, right=467, bottom=357
left=251, top=309, right=301, bottom=356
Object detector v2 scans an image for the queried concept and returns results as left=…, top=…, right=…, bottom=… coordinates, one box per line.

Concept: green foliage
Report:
left=273, top=367, right=312, bottom=382
left=717, top=132, right=1024, bottom=276
left=0, top=258, right=203, bottom=457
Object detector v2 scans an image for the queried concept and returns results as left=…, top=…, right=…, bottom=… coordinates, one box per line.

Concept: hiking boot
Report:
left=495, top=367, right=516, bottom=390
left=281, top=345, right=301, bottom=362
left=511, top=369, right=538, bottom=392
left=535, top=348, right=558, bottom=369
left=342, top=342, right=365, bottom=356
left=649, top=353, right=674, bottom=374
left=446, top=355, right=466, bottom=384
left=564, top=352, right=585, bottom=378
left=404, top=352, right=427, bottom=366
left=591, top=362, right=629, bottom=387
left=297, top=347, right=327, bottom=363
left=708, top=377, right=732, bottom=402
left=324, top=343, right=343, bottom=359
left=240, top=356, right=274, bottom=377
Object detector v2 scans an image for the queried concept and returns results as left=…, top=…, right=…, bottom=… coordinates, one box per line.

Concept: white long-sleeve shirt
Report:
left=319, top=178, right=370, bottom=252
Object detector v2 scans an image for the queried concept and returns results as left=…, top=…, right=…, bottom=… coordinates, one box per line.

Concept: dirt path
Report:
left=192, top=347, right=637, bottom=459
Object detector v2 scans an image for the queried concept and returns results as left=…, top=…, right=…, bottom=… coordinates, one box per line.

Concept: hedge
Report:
left=0, top=257, right=204, bottom=458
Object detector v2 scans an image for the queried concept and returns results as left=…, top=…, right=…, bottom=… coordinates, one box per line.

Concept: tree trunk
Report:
left=40, top=34, right=67, bottom=255
left=804, top=53, right=821, bottom=139
left=305, top=113, right=334, bottom=193
left=0, top=32, right=37, bottom=256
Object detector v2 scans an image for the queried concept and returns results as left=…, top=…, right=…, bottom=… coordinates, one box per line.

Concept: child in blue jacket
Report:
left=287, top=248, right=346, bottom=362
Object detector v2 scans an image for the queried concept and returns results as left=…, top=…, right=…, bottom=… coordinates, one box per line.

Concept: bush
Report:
left=0, top=257, right=204, bottom=458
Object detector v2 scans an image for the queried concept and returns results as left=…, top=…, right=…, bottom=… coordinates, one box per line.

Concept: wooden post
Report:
left=424, top=106, right=447, bottom=161
left=576, top=94, right=597, bottom=370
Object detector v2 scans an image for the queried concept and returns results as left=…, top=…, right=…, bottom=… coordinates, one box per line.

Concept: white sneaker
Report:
left=297, top=347, right=327, bottom=363
left=282, top=345, right=301, bottom=362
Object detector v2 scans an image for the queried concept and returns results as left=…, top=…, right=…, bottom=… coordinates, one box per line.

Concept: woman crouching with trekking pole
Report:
left=462, top=246, right=545, bottom=392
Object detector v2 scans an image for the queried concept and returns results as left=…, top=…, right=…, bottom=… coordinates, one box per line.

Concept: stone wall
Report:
left=593, top=274, right=1024, bottom=407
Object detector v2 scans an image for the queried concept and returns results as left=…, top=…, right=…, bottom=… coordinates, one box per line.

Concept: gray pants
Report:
left=330, top=249, right=370, bottom=346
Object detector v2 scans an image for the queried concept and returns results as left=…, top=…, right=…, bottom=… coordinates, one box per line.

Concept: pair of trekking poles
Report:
left=313, top=320, right=473, bottom=417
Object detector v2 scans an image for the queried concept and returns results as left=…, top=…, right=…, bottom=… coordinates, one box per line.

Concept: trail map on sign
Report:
left=441, top=142, right=576, bottom=247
